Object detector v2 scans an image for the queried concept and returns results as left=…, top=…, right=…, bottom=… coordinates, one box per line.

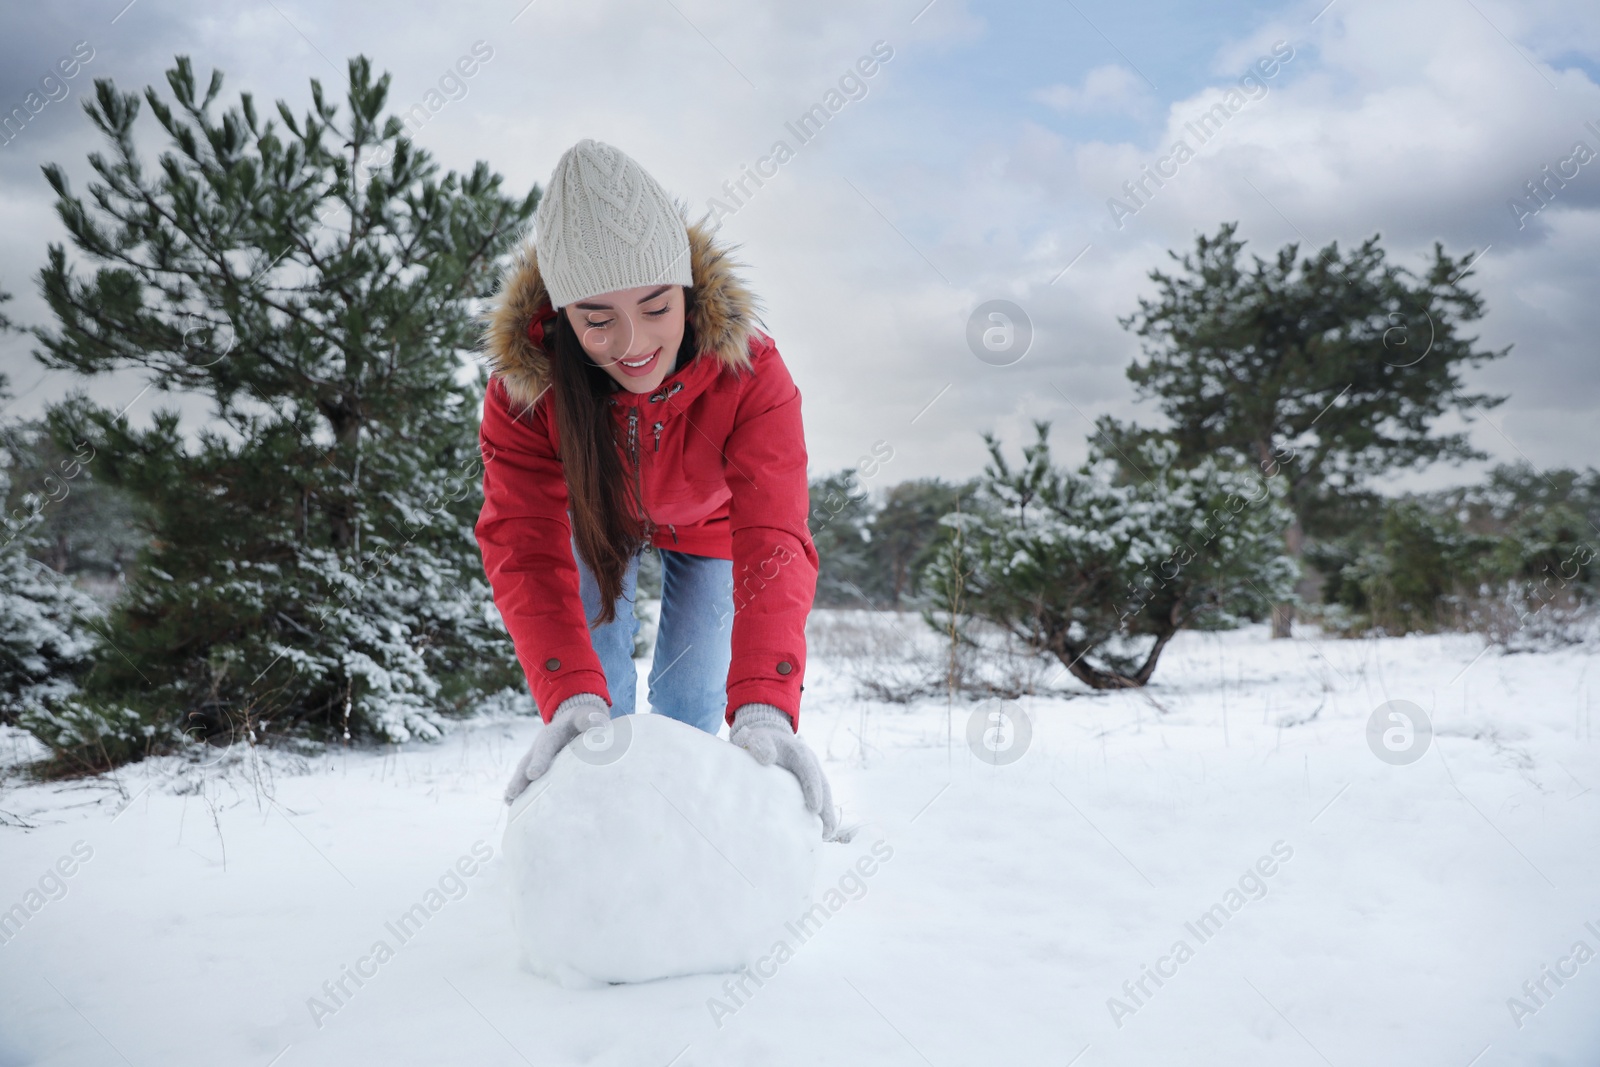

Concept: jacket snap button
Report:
left=545, top=657, right=561, bottom=671
left=776, top=660, right=792, bottom=675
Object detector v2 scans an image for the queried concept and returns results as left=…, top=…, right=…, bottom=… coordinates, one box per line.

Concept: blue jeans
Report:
left=571, top=533, right=734, bottom=737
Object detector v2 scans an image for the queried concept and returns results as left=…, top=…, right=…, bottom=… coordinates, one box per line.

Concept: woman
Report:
left=476, top=139, right=840, bottom=840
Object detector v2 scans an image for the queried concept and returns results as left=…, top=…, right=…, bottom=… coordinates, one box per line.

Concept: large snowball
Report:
left=502, top=712, right=821, bottom=987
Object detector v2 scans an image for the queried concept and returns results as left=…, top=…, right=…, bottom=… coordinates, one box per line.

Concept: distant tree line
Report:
left=805, top=469, right=981, bottom=611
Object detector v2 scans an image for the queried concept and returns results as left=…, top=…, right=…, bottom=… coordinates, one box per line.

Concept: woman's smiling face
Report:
left=564, top=283, right=686, bottom=394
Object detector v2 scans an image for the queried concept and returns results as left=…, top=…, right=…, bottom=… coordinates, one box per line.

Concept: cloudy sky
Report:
left=2, top=0, right=1597, bottom=495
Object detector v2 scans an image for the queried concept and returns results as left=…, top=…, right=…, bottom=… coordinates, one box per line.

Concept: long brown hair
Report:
left=546, top=289, right=699, bottom=626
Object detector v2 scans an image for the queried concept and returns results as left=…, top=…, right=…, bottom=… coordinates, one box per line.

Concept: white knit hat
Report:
left=532, top=139, right=693, bottom=309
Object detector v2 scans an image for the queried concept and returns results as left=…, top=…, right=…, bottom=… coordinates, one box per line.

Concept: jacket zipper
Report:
left=650, top=416, right=676, bottom=542
left=622, top=380, right=687, bottom=545
left=625, top=406, right=657, bottom=542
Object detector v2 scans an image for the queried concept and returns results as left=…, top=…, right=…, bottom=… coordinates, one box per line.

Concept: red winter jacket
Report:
left=474, top=216, right=819, bottom=731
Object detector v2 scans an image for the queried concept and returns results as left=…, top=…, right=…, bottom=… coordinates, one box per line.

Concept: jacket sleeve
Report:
left=475, top=378, right=610, bottom=723
left=722, top=336, right=820, bottom=731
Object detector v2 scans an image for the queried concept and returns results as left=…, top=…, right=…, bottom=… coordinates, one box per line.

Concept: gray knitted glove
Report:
left=729, top=704, right=841, bottom=841
left=504, top=693, right=610, bottom=805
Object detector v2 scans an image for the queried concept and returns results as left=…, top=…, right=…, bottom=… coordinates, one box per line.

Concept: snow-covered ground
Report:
left=1, top=612, right=1597, bottom=1066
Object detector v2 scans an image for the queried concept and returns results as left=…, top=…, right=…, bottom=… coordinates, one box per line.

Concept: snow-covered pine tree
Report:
left=922, top=420, right=1298, bottom=690
left=22, top=55, right=537, bottom=771
left=0, top=374, right=103, bottom=740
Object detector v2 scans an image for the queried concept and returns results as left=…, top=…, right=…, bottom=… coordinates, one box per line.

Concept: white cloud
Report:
left=1030, top=64, right=1150, bottom=117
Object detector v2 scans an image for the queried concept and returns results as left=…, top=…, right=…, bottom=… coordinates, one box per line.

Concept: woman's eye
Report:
left=585, top=306, right=667, bottom=328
